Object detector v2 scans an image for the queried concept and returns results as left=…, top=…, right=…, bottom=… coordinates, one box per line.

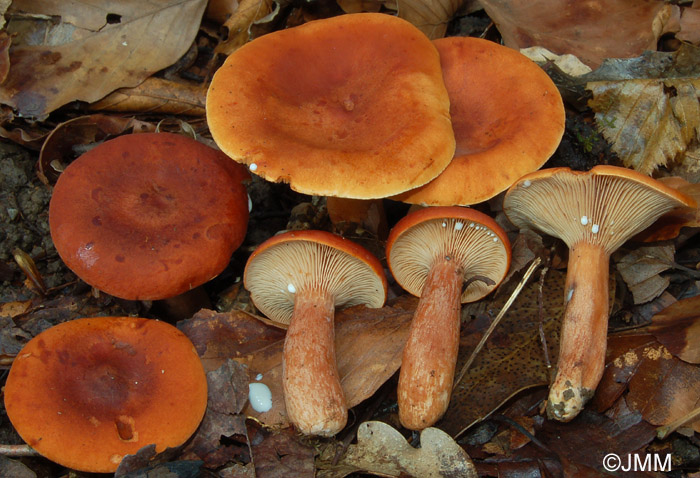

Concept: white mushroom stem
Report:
left=398, top=258, right=462, bottom=430
left=547, top=241, right=610, bottom=421
left=283, top=288, right=347, bottom=436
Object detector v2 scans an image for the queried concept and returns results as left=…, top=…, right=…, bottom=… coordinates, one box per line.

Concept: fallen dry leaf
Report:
left=442, top=267, right=566, bottom=437
left=322, top=421, right=476, bottom=478
left=586, top=45, right=700, bottom=174
left=479, top=0, right=672, bottom=68
left=179, top=297, right=414, bottom=428
left=38, top=114, right=155, bottom=185
left=648, top=295, right=700, bottom=363
left=88, top=77, right=206, bottom=116
left=0, top=0, right=207, bottom=118
left=615, top=244, right=675, bottom=304
left=214, top=0, right=273, bottom=57
left=246, top=421, right=315, bottom=478
left=595, top=332, right=700, bottom=433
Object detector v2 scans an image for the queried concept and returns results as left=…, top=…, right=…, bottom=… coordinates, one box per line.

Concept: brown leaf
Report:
left=614, top=245, right=675, bottom=304
left=215, top=0, right=273, bottom=57
left=38, top=114, right=155, bottom=185
left=479, top=0, right=673, bottom=68
left=595, top=332, right=700, bottom=433
left=179, top=359, right=250, bottom=468
left=0, top=0, right=207, bottom=118
left=246, top=421, right=315, bottom=478
left=385, top=0, right=474, bottom=39
left=179, top=297, right=414, bottom=428
left=648, top=295, right=700, bottom=363
left=325, top=421, right=476, bottom=478
left=443, top=267, right=566, bottom=437
left=88, top=77, right=206, bottom=116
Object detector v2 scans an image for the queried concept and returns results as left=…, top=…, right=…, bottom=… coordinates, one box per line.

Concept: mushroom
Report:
left=503, top=165, right=697, bottom=421
left=393, top=37, right=565, bottom=206
left=206, top=13, right=455, bottom=199
left=49, top=132, right=249, bottom=313
left=386, top=207, right=511, bottom=430
left=3, top=317, right=207, bottom=473
left=244, top=230, right=387, bottom=435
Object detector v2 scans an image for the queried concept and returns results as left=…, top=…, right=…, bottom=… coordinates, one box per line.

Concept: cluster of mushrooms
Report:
left=3, top=11, right=697, bottom=474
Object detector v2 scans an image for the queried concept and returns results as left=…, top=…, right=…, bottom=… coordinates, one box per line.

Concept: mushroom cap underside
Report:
left=386, top=206, right=511, bottom=302
left=4, top=317, right=208, bottom=473
left=503, top=165, right=697, bottom=253
left=244, top=230, right=387, bottom=324
left=206, top=13, right=455, bottom=199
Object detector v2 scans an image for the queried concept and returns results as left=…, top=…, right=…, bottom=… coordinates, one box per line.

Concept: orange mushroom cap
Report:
left=244, top=230, right=387, bottom=324
left=49, top=132, right=250, bottom=301
left=387, top=206, right=511, bottom=303
left=394, top=37, right=565, bottom=206
left=4, top=317, right=208, bottom=473
left=206, top=13, right=455, bottom=199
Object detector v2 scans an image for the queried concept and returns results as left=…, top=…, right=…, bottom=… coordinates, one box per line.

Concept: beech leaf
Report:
left=614, top=245, right=675, bottom=304
left=648, top=295, right=700, bottom=363
left=586, top=45, right=700, bottom=174
left=0, top=0, right=207, bottom=118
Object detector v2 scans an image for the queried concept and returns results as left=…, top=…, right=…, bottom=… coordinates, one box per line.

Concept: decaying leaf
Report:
left=586, top=45, right=700, bottom=174
left=246, top=421, right=315, bottom=478
left=323, top=421, right=476, bottom=478
left=442, top=267, right=566, bottom=436
left=38, top=114, right=155, bottom=184
left=0, top=0, right=207, bottom=118
left=614, top=244, right=675, bottom=304
left=180, top=297, right=415, bottom=428
left=595, top=333, right=700, bottom=433
left=88, top=77, right=206, bottom=116
left=214, top=0, right=273, bottom=57
left=648, top=295, right=700, bottom=363
left=479, top=0, right=673, bottom=68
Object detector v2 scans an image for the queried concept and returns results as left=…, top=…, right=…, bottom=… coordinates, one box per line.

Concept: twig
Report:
left=536, top=256, right=553, bottom=380
left=0, top=444, right=40, bottom=457
left=453, top=257, right=542, bottom=389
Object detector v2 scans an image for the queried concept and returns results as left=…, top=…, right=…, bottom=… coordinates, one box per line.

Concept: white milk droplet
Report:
left=248, top=382, right=272, bottom=412
left=523, top=180, right=531, bottom=187
left=580, top=216, right=589, bottom=226
left=255, top=373, right=263, bottom=381
left=591, top=224, right=600, bottom=234
left=250, top=163, right=258, bottom=171
left=287, top=284, right=296, bottom=293
left=454, top=222, right=464, bottom=231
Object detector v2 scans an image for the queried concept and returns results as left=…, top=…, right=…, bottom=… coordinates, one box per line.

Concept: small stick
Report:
left=453, top=257, right=542, bottom=388
left=0, top=444, right=40, bottom=457
left=536, top=257, right=553, bottom=378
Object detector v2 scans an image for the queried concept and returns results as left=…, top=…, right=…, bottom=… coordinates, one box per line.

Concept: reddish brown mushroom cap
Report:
left=394, top=37, right=565, bottom=206
left=4, top=317, right=208, bottom=473
left=206, top=13, right=455, bottom=199
left=244, top=230, right=388, bottom=324
left=387, top=206, right=511, bottom=303
left=49, top=132, right=250, bottom=301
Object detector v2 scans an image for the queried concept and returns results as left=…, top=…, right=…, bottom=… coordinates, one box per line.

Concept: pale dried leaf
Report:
left=615, top=245, right=675, bottom=304
left=328, top=421, right=476, bottom=478
left=588, top=78, right=700, bottom=174
left=0, top=0, right=207, bottom=118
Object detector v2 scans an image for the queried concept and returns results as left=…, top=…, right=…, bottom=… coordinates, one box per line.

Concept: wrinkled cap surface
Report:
left=206, top=13, right=455, bottom=199
left=4, top=317, right=208, bottom=473
left=244, top=230, right=387, bottom=324
left=394, top=37, right=565, bottom=206
left=386, top=206, right=511, bottom=303
left=49, top=132, right=250, bottom=300
left=503, top=165, right=697, bottom=254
